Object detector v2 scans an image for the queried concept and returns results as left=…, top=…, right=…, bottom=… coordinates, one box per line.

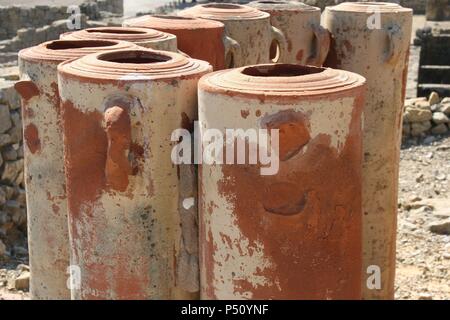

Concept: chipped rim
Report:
left=61, top=26, right=176, bottom=43
left=199, top=64, right=366, bottom=98
left=179, top=2, right=270, bottom=21
left=124, top=14, right=225, bottom=31
left=18, top=39, right=137, bottom=64
left=248, top=0, right=320, bottom=12
left=58, top=48, right=212, bottom=82
left=326, top=1, right=412, bottom=14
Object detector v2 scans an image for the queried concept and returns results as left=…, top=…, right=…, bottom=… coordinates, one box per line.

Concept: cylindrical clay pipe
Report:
left=198, top=64, right=366, bottom=299
left=60, top=26, right=178, bottom=51
left=323, top=2, right=413, bottom=300
left=179, top=3, right=287, bottom=67
left=14, top=39, right=137, bottom=300
left=58, top=49, right=211, bottom=299
left=123, top=15, right=239, bottom=70
left=248, top=0, right=330, bottom=66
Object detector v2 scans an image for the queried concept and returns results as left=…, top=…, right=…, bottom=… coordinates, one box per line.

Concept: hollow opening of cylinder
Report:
left=358, top=2, right=391, bottom=6
left=86, top=28, right=147, bottom=35
left=353, top=2, right=391, bottom=6
left=98, top=50, right=173, bottom=64
left=153, top=15, right=196, bottom=20
left=46, top=40, right=118, bottom=50
left=256, top=1, right=290, bottom=4
left=242, top=64, right=325, bottom=77
left=203, top=3, right=243, bottom=9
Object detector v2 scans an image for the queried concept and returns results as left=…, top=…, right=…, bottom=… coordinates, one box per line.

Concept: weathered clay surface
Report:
left=58, top=49, right=211, bottom=299
left=323, top=2, right=413, bottom=300
left=15, top=39, right=136, bottom=300
left=248, top=1, right=329, bottom=66
left=179, top=3, right=287, bottom=66
left=198, top=64, right=366, bottom=299
left=124, top=15, right=237, bottom=70
left=60, top=26, right=178, bottom=52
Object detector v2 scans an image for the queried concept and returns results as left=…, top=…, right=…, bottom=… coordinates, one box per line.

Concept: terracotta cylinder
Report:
left=198, top=64, right=366, bottom=300
left=58, top=49, right=211, bottom=300
left=323, top=2, right=413, bottom=300
left=248, top=1, right=330, bottom=66
left=179, top=3, right=288, bottom=66
left=60, top=26, right=178, bottom=51
left=14, top=39, right=136, bottom=300
left=123, top=15, right=239, bottom=70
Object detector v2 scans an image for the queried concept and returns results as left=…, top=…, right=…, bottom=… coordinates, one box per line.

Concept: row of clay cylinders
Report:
left=124, top=1, right=330, bottom=69
left=17, top=43, right=365, bottom=300
left=13, top=1, right=413, bottom=300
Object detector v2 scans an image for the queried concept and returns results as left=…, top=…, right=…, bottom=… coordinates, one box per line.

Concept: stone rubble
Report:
left=403, top=92, right=450, bottom=139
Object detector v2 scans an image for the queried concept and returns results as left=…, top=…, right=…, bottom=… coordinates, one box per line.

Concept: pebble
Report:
left=428, top=219, right=450, bottom=235
left=429, top=92, right=440, bottom=106
left=423, top=135, right=436, bottom=144
left=7, top=271, right=30, bottom=291
left=431, top=123, right=448, bottom=135
left=418, top=293, right=433, bottom=300
left=432, top=112, right=449, bottom=124
left=406, top=107, right=432, bottom=122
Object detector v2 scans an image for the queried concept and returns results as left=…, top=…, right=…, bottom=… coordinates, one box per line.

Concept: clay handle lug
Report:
left=270, top=26, right=288, bottom=63
left=14, top=80, right=40, bottom=101
left=384, top=24, right=402, bottom=64
left=223, top=35, right=242, bottom=68
left=307, top=24, right=331, bottom=67
left=104, top=105, right=132, bottom=192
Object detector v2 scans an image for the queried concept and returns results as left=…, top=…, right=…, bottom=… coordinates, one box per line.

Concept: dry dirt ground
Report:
left=395, top=135, right=450, bottom=300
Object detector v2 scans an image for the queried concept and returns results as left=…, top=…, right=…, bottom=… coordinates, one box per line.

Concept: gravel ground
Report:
left=395, top=135, right=450, bottom=300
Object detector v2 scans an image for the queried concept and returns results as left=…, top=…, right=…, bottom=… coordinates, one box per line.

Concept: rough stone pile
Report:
left=0, top=79, right=27, bottom=262
left=0, top=17, right=119, bottom=53
left=0, top=264, right=29, bottom=292
left=0, top=0, right=124, bottom=54
left=403, top=92, right=450, bottom=139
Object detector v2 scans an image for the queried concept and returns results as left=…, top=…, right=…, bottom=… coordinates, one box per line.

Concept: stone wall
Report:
left=0, top=0, right=123, bottom=40
left=97, top=0, right=123, bottom=15
left=0, top=79, right=27, bottom=259
left=0, top=16, right=119, bottom=53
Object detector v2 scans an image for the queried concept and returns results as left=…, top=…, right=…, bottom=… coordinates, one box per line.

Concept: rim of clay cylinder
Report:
left=199, top=64, right=366, bottom=99
left=179, top=2, right=270, bottom=20
left=61, top=26, right=175, bottom=42
left=327, top=2, right=412, bottom=13
left=124, top=14, right=225, bottom=30
left=248, top=0, right=320, bottom=12
left=18, top=39, right=137, bottom=63
left=58, top=48, right=211, bottom=82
